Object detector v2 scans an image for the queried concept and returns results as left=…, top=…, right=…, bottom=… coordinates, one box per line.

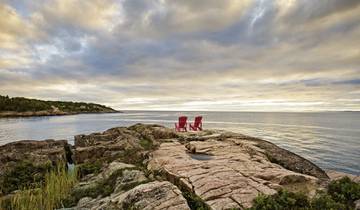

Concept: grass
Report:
left=0, top=163, right=77, bottom=210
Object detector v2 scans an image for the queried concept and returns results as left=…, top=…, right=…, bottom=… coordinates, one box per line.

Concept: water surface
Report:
left=0, top=111, right=359, bottom=175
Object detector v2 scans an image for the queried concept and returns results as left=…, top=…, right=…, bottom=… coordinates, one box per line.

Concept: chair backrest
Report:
left=178, top=116, right=187, bottom=127
left=194, top=116, right=202, bottom=127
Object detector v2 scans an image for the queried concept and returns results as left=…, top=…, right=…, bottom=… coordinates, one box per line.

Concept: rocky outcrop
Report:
left=73, top=124, right=178, bottom=164
left=1, top=124, right=340, bottom=209
left=69, top=125, right=332, bottom=209
left=0, top=139, right=72, bottom=195
left=71, top=160, right=189, bottom=209
left=74, top=181, right=190, bottom=210
left=148, top=135, right=324, bottom=209
left=116, top=181, right=190, bottom=210
left=0, top=139, right=70, bottom=176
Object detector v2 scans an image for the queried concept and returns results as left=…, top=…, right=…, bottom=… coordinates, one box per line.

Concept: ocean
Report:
left=0, top=111, right=359, bottom=175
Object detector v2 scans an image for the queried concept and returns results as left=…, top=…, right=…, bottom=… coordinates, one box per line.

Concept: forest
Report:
left=0, top=95, right=116, bottom=113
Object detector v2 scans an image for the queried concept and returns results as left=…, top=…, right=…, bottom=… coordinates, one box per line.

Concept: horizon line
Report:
left=117, top=109, right=360, bottom=113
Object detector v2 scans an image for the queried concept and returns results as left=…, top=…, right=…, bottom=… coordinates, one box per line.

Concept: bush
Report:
left=249, top=177, right=360, bottom=210
left=0, top=161, right=52, bottom=195
left=311, top=192, right=346, bottom=210
left=327, top=176, right=360, bottom=206
left=0, top=164, right=77, bottom=210
left=250, top=190, right=309, bottom=210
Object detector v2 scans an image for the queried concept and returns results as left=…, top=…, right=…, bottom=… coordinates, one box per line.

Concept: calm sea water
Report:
left=0, top=111, right=359, bottom=175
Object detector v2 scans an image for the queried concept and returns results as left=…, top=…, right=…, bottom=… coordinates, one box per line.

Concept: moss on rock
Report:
left=77, top=161, right=103, bottom=178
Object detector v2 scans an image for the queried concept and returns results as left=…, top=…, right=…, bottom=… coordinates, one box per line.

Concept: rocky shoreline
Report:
left=0, top=110, right=120, bottom=118
left=0, top=124, right=359, bottom=209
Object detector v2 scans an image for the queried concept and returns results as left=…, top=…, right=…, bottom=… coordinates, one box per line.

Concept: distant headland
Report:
left=0, top=95, right=119, bottom=118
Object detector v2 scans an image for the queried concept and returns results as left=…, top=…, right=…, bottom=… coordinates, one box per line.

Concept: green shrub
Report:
left=250, top=190, right=309, bottom=210
left=311, top=192, right=346, bottom=210
left=0, top=161, right=52, bottom=195
left=327, top=176, right=360, bottom=206
left=249, top=177, right=360, bottom=210
left=78, top=161, right=103, bottom=178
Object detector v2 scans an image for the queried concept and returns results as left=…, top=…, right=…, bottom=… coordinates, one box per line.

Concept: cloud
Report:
left=279, top=0, right=360, bottom=24
left=0, top=0, right=359, bottom=111
left=38, top=0, right=122, bottom=33
left=118, top=0, right=253, bottom=37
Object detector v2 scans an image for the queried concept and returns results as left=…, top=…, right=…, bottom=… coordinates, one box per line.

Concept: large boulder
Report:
left=76, top=181, right=190, bottom=210
left=115, top=181, right=189, bottom=210
left=73, top=124, right=177, bottom=164
left=128, top=124, right=178, bottom=141
left=0, top=139, right=70, bottom=172
left=0, top=139, right=71, bottom=195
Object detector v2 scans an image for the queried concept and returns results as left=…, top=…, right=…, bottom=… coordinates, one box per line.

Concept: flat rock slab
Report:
left=149, top=140, right=320, bottom=209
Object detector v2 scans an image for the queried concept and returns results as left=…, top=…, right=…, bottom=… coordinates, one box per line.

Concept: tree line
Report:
left=0, top=95, right=115, bottom=113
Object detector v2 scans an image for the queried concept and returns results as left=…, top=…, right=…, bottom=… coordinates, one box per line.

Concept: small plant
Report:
left=0, top=163, right=77, bottom=210
left=0, top=161, right=52, bottom=194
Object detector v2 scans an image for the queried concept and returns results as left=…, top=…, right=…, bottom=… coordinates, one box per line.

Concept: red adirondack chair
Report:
left=175, top=116, right=188, bottom=132
left=190, top=116, right=203, bottom=131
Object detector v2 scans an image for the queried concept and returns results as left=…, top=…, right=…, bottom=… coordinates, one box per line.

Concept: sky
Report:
left=0, top=0, right=359, bottom=112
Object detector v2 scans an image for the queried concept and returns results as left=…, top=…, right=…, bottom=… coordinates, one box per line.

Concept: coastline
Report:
left=1, top=124, right=359, bottom=209
left=0, top=110, right=121, bottom=118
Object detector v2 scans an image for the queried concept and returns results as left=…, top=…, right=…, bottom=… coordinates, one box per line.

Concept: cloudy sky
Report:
left=1, top=0, right=359, bottom=111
